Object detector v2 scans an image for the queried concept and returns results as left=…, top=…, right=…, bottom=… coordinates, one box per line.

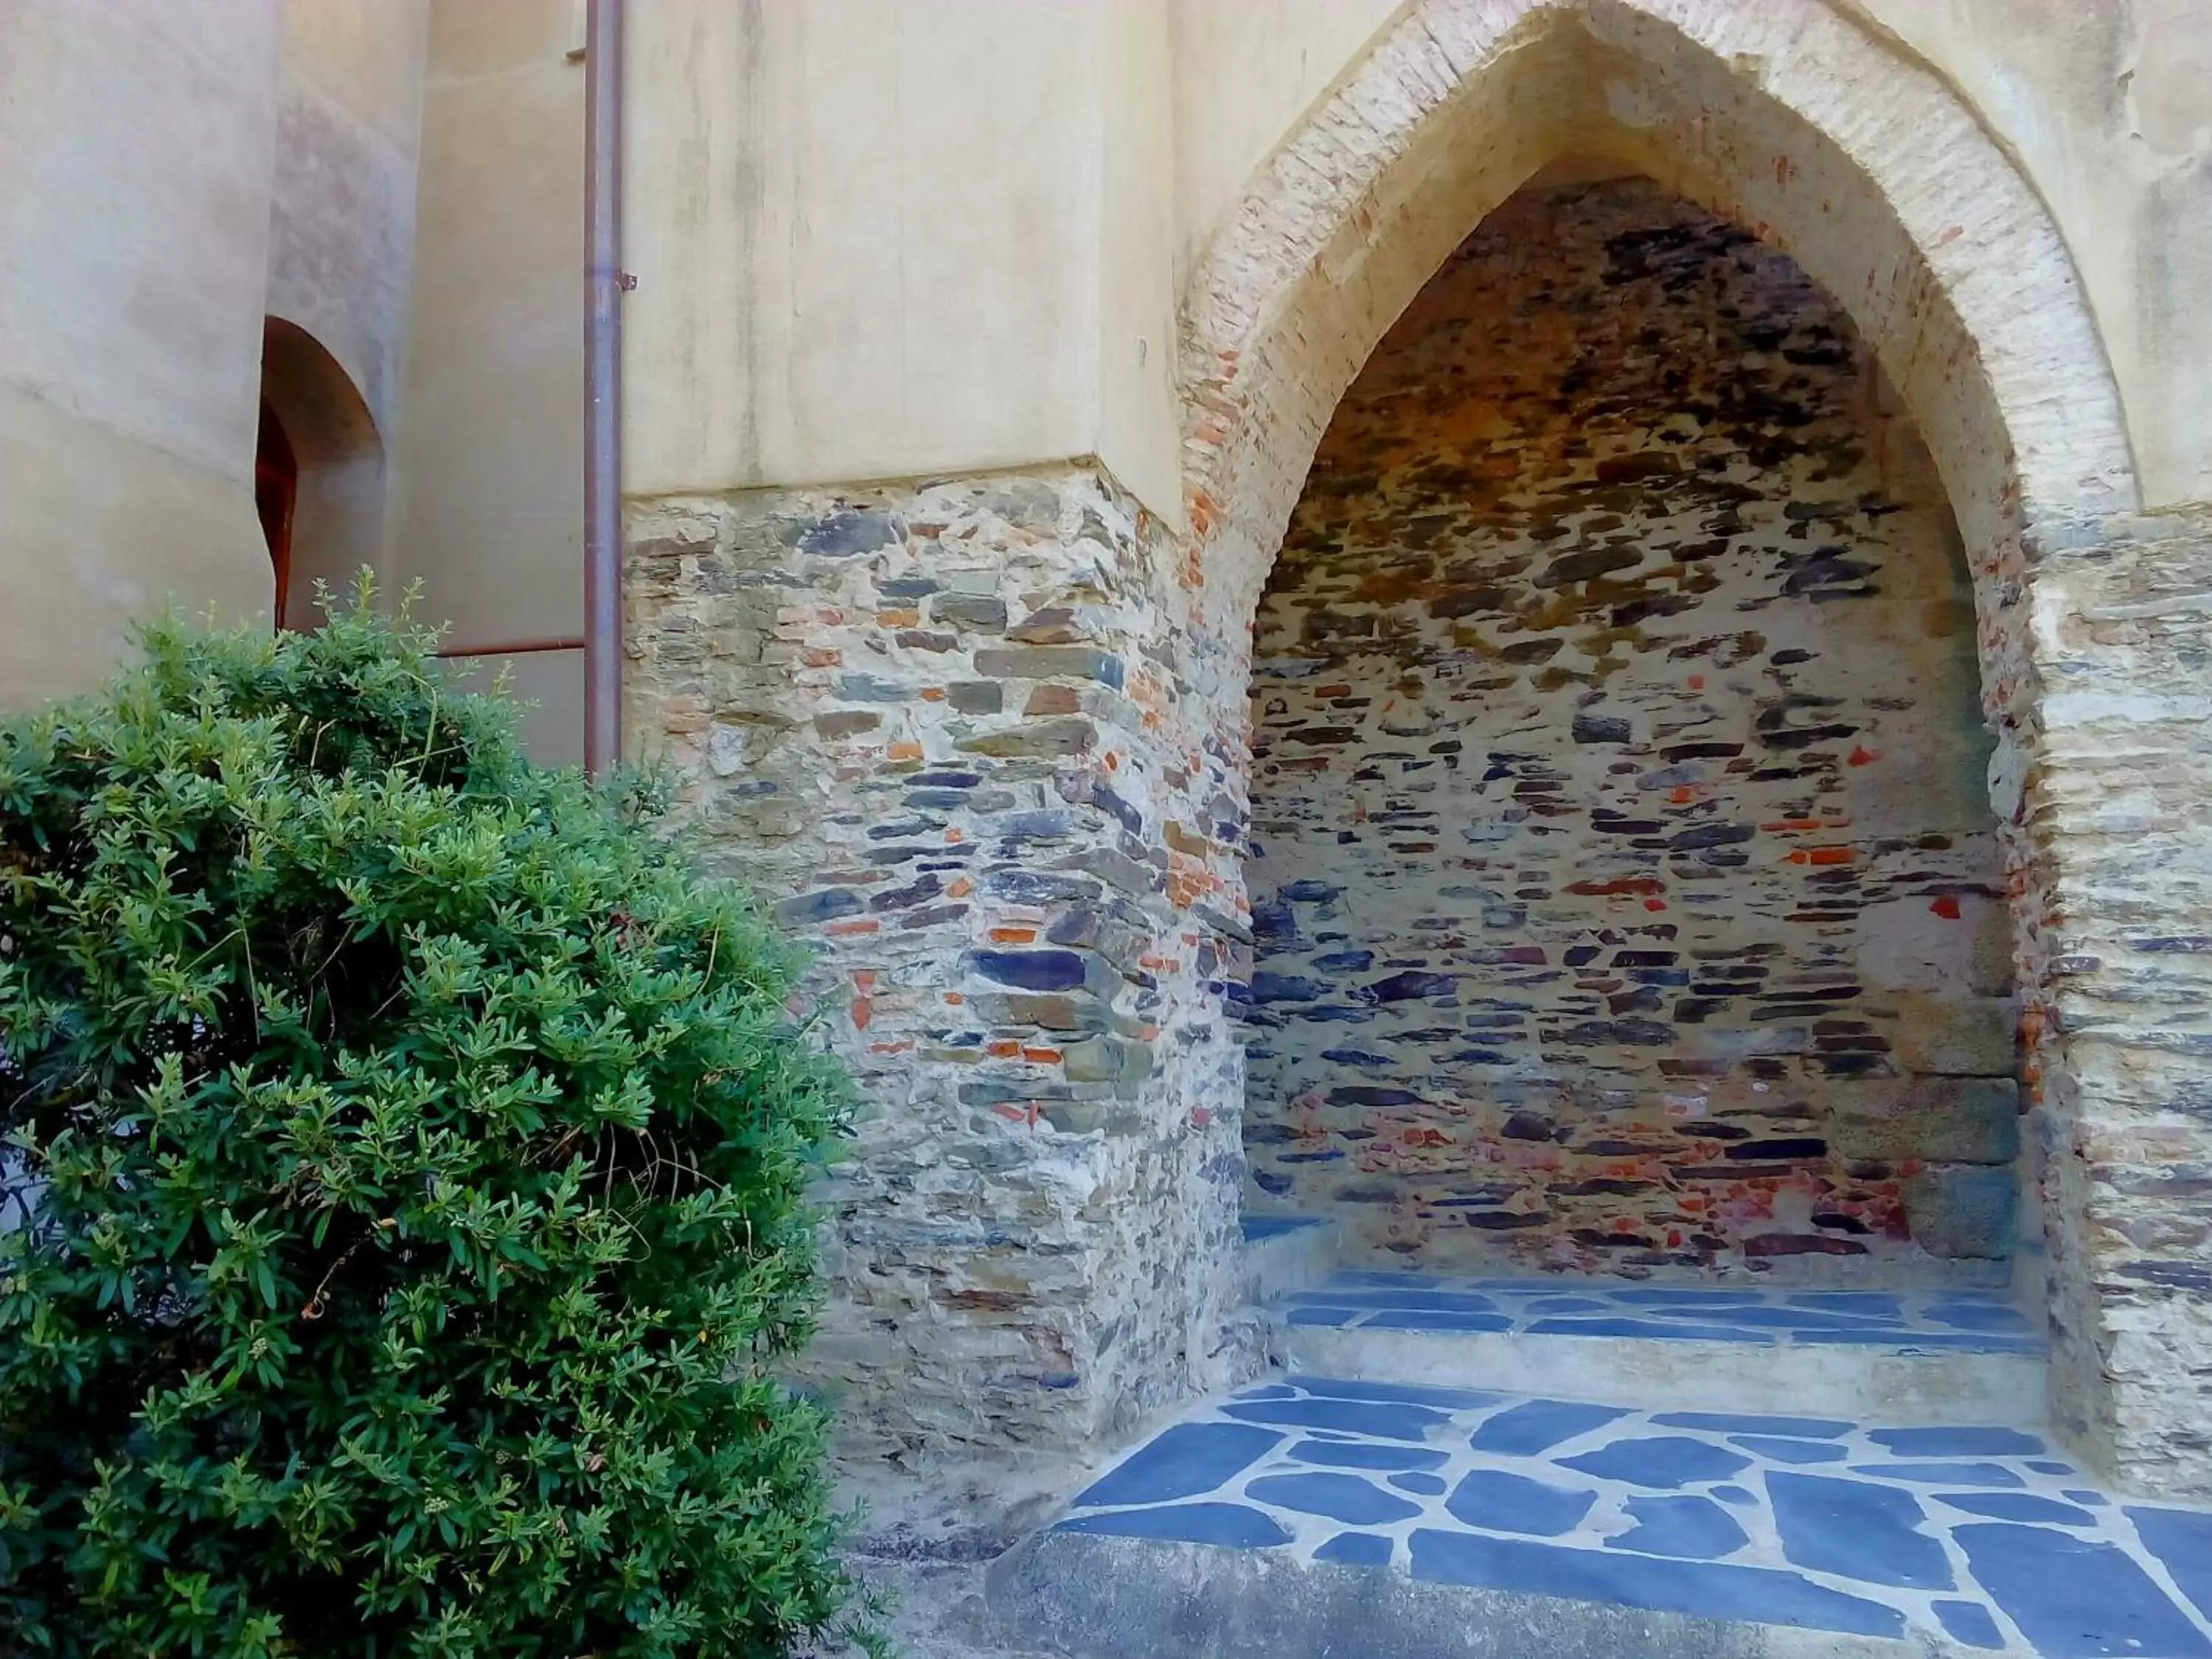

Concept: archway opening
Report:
left=256, top=317, right=383, bottom=628
left=1242, top=176, right=2019, bottom=1280
left=254, top=398, right=299, bottom=621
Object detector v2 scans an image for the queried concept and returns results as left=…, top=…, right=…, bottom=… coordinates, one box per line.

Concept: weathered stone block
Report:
left=1828, top=1077, right=2020, bottom=1165
left=1571, top=712, right=1632, bottom=744
left=1037, top=1098, right=1147, bottom=1136
left=970, top=948, right=1089, bottom=993
left=947, top=681, right=1004, bottom=714
left=973, top=647, right=1126, bottom=690
left=928, top=593, right=1009, bottom=631
left=1903, top=1166, right=2017, bottom=1259
left=1061, top=1035, right=1154, bottom=1090
left=790, top=509, right=898, bottom=556
left=1857, top=893, right=2013, bottom=996
left=1007, top=605, right=1096, bottom=644
left=1026, top=684, right=1082, bottom=716
left=813, top=710, right=880, bottom=739
left=969, top=992, right=1126, bottom=1034
left=775, top=888, right=863, bottom=926
left=957, top=718, right=1096, bottom=758
left=836, top=672, right=908, bottom=701
left=1892, top=992, right=2015, bottom=1075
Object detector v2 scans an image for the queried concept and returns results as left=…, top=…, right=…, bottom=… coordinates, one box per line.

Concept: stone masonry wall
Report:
left=624, top=469, right=1256, bottom=1460
left=619, top=13, right=2212, bottom=1486
left=2025, top=504, right=2212, bottom=1495
left=1242, top=182, right=2020, bottom=1276
left=1163, top=0, right=2209, bottom=1501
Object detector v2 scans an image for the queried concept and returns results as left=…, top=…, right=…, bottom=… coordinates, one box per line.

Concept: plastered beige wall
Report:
left=268, top=0, right=428, bottom=438
left=1169, top=0, right=1401, bottom=285
left=1096, top=0, right=1182, bottom=526
left=0, top=0, right=285, bottom=705
left=623, top=0, right=2211, bottom=522
left=622, top=0, right=1182, bottom=523
left=389, top=0, right=586, bottom=766
left=266, top=0, right=428, bottom=624
left=1841, top=0, right=2212, bottom=507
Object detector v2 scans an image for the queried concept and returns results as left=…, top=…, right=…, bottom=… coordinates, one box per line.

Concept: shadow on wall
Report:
left=257, top=317, right=383, bottom=628
left=1240, top=179, right=2018, bottom=1280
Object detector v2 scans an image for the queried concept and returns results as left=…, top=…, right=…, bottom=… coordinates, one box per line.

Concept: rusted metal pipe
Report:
left=582, top=0, right=625, bottom=776
left=433, top=635, right=585, bottom=660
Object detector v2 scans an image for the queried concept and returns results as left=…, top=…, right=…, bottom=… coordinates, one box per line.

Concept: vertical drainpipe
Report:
left=582, top=0, right=625, bottom=777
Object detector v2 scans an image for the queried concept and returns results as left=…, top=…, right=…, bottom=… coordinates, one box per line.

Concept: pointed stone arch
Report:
left=1172, top=0, right=2212, bottom=1496
left=1178, top=0, right=2135, bottom=628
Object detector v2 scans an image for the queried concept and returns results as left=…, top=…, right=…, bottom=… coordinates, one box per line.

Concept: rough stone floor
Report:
left=1052, top=1377, right=2212, bottom=1655
left=1281, top=1270, right=2043, bottom=1353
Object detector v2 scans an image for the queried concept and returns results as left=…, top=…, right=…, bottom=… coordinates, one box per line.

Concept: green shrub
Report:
left=0, top=596, right=866, bottom=1657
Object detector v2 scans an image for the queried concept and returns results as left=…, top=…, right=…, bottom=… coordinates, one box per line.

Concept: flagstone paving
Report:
left=1278, top=1270, right=2045, bottom=1354
left=1054, top=1377, right=2212, bottom=1654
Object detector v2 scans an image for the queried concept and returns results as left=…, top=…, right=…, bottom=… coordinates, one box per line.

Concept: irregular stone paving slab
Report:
left=1444, top=1468, right=1598, bottom=1537
left=1408, top=1529, right=1910, bottom=1639
left=1936, top=1493, right=2101, bottom=1526
left=1074, top=1422, right=1284, bottom=1508
left=1554, top=1436, right=1753, bottom=1490
left=1872, top=1427, right=2046, bottom=1458
left=1655, top=1411, right=1854, bottom=1438
left=1058, top=1502, right=1293, bottom=1550
left=1285, top=1438, right=1448, bottom=1472
left=1731, top=1435, right=1852, bottom=1465
left=1767, top=1472, right=1954, bottom=1589
left=1951, top=1525, right=2212, bottom=1656
left=1054, top=1376, right=2212, bottom=1652
left=1934, top=1599, right=2009, bottom=1650
left=2128, top=1506, right=2212, bottom=1623
left=1280, top=1273, right=2046, bottom=1353
left=1248, top=1472, right=1425, bottom=1526
left=1313, top=1530, right=1393, bottom=1567
left=1607, top=1494, right=1750, bottom=1560
left=1467, top=1398, right=1630, bottom=1455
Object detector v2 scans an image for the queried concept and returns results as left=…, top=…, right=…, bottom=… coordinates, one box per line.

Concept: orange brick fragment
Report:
left=1787, top=845, right=1853, bottom=866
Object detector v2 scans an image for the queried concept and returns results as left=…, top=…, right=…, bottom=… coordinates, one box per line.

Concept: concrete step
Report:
left=1242, top=1214, right=1339, bottom=1302
left=1269, top=1270, right=2048, bottom=1427
left=986, top=1374, right=2212, bottom=1658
